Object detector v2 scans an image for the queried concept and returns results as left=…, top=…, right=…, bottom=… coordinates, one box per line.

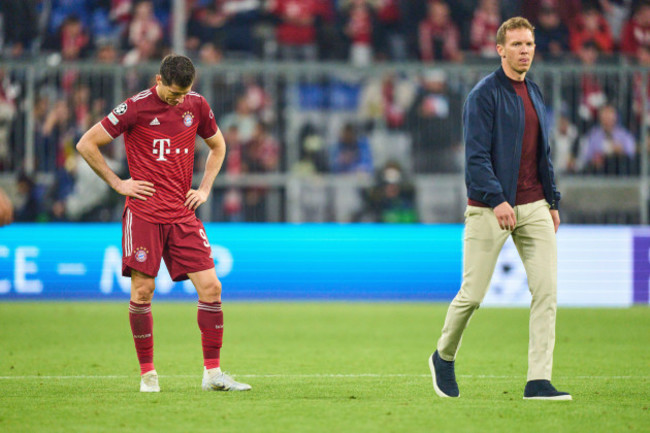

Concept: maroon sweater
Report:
left=468, top=78, right=545, bottom=207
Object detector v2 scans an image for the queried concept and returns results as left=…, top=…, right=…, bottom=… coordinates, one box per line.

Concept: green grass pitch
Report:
left=1, top=302, right=648, bottom=433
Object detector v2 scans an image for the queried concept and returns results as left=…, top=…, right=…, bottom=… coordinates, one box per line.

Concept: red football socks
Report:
left=129, top=301, right=154, bottom=375
left=197, top=301, right=223, bottom=370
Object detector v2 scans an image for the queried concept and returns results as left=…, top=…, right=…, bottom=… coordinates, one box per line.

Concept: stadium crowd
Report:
left=0, top=0, right=649, bottom=223
left=3, top=0, right=650, bottom=64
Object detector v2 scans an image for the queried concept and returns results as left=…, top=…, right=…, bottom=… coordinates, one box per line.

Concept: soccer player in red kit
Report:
left=76, top=54, right=251, bottom=392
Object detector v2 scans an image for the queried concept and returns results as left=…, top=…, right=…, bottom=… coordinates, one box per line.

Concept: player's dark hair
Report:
left=159, top=54, right=195, bottom=88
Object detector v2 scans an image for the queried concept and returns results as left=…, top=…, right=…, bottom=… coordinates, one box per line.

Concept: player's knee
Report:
left=132, top=282, right=155, bottom=302
left=206, top=279, right=222, bottom=298
left=456, top=288, right=483, bottom=309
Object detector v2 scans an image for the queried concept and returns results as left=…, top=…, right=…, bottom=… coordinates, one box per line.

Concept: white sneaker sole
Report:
left=140, top=387, right=160, bottom=393
left=523, top=395, right=572, bottom=401
left=429, top=353, right=458, bottom=398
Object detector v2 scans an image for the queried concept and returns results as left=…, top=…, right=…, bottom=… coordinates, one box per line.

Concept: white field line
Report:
left=0, top=374, right=646, bottom=380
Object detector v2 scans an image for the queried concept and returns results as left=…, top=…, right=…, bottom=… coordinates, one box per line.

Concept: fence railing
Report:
left=0, top=61, right=648, bottom=223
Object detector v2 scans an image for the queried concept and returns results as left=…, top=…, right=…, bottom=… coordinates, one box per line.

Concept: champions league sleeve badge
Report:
left=182, top=111, right=194, bottom=127
left=113, top=103, right=128, bottom=115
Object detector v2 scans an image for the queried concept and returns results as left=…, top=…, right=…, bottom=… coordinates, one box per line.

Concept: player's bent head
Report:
left=160, top=54, right=196, bottom=89
left=496, top=16, right=535, bottom=46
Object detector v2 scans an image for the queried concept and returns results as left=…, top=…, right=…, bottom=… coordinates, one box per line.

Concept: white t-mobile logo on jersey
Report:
left=153, top=138, right=189, bottom=161
left=153, top=139, right=171, bottom=161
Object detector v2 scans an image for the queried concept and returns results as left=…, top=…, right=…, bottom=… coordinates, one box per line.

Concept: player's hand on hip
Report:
left=185, top=189, right=208, bottom=211
left=550, top=209, right=560, bottom=233
left=116, top=178, right=155, bottom=200
left=493, top=201, right=516, bottom=231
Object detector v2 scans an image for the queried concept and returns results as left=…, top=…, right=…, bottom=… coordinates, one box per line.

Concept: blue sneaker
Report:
left=429, top=351, right=459, bottom=398
left=523, top=380, right=572, bottom=400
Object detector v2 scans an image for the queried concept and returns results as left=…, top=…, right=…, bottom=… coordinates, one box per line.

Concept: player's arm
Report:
left=185, top=128, right=226, bottom=211
left=76, top=123, right=155, bottom=201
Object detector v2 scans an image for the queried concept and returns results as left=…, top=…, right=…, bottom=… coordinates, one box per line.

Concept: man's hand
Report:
left=115, top=178, right=155, bottom=201
left=185, top=189, right=209, bottom=211
left=493, top=201, right=516, bottom=231
left=550, top=209, right=560, bottom=233
left=0, top=187, right=13, bottom=227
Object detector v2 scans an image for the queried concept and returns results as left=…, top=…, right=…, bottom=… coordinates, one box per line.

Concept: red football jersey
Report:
left=100, top=86, right=218, bottom=224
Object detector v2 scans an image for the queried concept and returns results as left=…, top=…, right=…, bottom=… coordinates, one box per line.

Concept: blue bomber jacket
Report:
left=462, top=67, right=561, bottom=210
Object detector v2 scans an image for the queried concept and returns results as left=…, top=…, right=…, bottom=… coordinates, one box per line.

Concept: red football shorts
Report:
left=122, top=207, right=215, bottom=281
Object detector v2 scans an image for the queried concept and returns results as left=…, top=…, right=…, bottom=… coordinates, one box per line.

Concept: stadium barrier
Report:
left=0, top=223, right=643, bottom=306
left=0, top=61, right=648, bottom=224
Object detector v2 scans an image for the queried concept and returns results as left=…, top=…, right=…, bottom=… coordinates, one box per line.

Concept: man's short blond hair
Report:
left=496, top=17, right=535, bottom=46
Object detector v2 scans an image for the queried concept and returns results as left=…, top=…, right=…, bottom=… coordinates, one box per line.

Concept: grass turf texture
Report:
left=0, top=303, right=648, bottom=433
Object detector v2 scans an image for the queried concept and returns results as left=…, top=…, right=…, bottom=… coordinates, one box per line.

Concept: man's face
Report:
left=156, top=75, right=192, bottom=106
left=599, top=107, right=617, bottom=131
left=497, top=28, right=535, bottom=75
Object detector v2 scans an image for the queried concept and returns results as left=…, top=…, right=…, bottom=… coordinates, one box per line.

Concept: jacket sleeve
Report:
left=534, top=85, right=562, bottom=209
left=463, top=87, right=505, bottom=207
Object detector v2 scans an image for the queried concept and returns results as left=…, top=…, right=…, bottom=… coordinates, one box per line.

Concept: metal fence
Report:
left=0, top=60, right=648, bottom=224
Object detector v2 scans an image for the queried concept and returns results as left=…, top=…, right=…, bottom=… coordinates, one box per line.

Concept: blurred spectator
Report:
left=70, top=83, right=92, bottom=136
left=418, top=1, right=462, bottom=63
left=199, top=40, right=224, bottom=64
left=188, top=0, right=261, bottom=57
left=358, top=72, right=416, bottom=130
left=47, top=15, right=92, bottom=61
left=109, top=0, right=134, bottom=30
left=470, top=0, right=501, bottom=57
left=123, top=0, right=162, bottom=65
left=292, top=122, right=329, bottom=175
left=632, top=45, right=650, bottom=128
left=218, top=0, right=262, bottom=56
left=86, top=42, right=120, bottom=106
left=241, top=121, right=280, bottom=221
left=14, top=172, right=43, bottom=222
left=186, top=2, right=225, bottom=53
left=0, top=0, right=39, bottom=57
left=0, top=69, right=17, bottom=170
left=407, top=69, right=462, bottom=173
left=340, top=0, right=377, bottom=66
left=576, top=41, right=607, bottom=126
left=243, top=121, right=280, bottom=173
left=399, top=0, right=428, bottom=59
left=222, top=124, right=244, bottom=221
left=354, top=161, right=417, bottom=223
left=579, top=105, right=637, bottom=174
left=374, top=0, right=406, bottom=61
left=32, top=94, right=52, bottom=171
left=534, top=5, right=569, bottom=59
left=122, top=37, right=159, bottom=65
left=312, top=0, right=344, bottom=61
left=330, top=123, right=373, bottom=173
left=522, top=0, right=581, bottom=28
left=241, top=75, right=274, bottom=124
left=219, top=95, right=257, bottom=142
left=40, top=99, right=73, bottom=171
left=269, top=0, right=320, bottom=61
left=48, top=0, right=92, bottom=35
left=600, top=0, right=634, bottom=43
left=569, top=6, right=614, bottom=54
left=620, top=2, right=650, bottom=56
left=128, top=0, right=163, bottom=49
left=50, top=153, right=122, bottom=221
left=551, top=107, right=579, bottom=174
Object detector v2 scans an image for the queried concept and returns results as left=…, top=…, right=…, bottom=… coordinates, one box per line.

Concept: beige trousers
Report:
left=437, top=199, right=558, bottom=381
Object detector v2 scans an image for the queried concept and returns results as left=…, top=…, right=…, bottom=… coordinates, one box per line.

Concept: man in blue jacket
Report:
left=428, top=17, right=571, bottom=401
